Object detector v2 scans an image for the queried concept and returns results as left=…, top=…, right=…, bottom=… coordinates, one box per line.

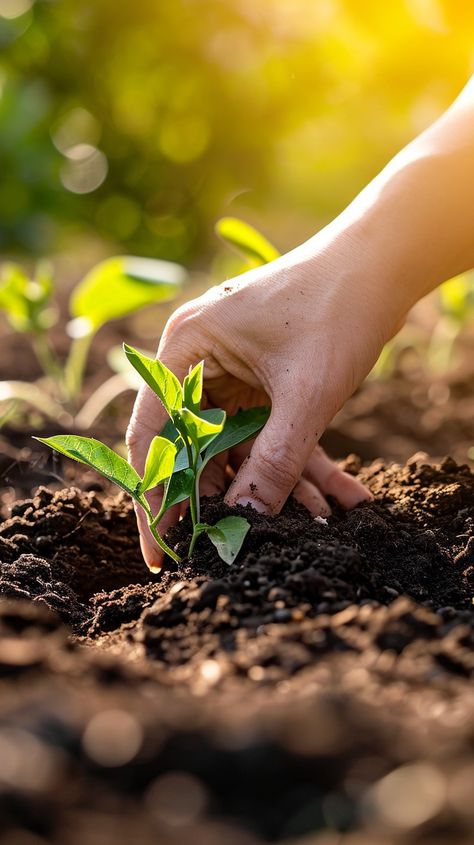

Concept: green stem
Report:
left=63, top=332, right=93, bottom=404
left=148, top=520, right=182, bottom=564
left=188, top=525, right=201, bottom=557
left=32, top=333, right=62, bottom=382
left=185, top=441, right=198, bottom=526
left=150, top=499, right=167, bottom=529
left=174, top=417, right=198, bottom=530
left=142, top=501, right=182, bottom=564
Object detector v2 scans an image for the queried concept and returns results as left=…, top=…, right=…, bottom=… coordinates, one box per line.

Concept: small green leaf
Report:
left=202, top=406, right=270, bottom=465
left=439, top=273, right=474, bottom=322
left=70, top=256, right=185, bottom=333
left=183, top=361, right=203, bottom=413
left=162, top=468, right=195, bottom=509
left=206, top=516, right=250, bottom=565
left=36, top=435, right=142, bottom=499
left=138, top=436, right=176, bottom=494
left=162, top=409, right=225, bottom=469
left=180, top=407, right=225, bottom=452
left=0, top=261, right=55, bottom=331
left=123, top=344, right=182, bottom=415
left=215, top=217, right=280, bottom=267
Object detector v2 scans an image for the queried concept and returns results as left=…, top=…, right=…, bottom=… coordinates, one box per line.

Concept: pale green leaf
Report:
left=439, top=273, right=474, bottom=321
left=215, top=217, right=280, bottom=267
left=138, top=436, right=177, bottom=494
left=161, top=409, right=224, bottom=463
left=206, top=516, right=250, bottom=565
left=183, top=361, right=203, bottom=413
left=123, top=344, right=182, bottom=414
left=36, top=435, right=142, bottom=499
left=70, top=256, right=185, bottom=332
left=180, top=407, right=225, bottom=452
left=0, top=264, right=32, bottom=331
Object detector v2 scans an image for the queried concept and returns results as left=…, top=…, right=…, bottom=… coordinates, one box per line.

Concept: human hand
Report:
left=126, top=232, right=405, bottom=569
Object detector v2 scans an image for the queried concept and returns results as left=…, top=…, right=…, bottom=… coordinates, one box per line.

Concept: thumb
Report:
left=225, top=396, right=318, bottom=514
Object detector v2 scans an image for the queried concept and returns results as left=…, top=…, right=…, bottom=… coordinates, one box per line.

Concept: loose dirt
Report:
left=0, top=457, right=472, bottom=843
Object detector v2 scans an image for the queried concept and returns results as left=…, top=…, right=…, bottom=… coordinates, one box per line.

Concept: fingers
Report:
left=292, top=477, right=331, bottom=516
left=304, top=446, right=372, bottom=508
left=134, top=501, right=180, bottom=572
left=225, top=396, right=317, bottom=514
left=224, top=412, right=371, bottom=517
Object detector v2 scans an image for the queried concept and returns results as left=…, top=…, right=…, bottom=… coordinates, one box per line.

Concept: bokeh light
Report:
left=0, top=0, right=473, bottom=257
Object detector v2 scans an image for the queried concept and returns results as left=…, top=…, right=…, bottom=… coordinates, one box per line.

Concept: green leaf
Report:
left=162, top=468, right=194, bottom=509
left=160, top=418, right=182, bottom=445
left=180, top=407, right=225, bottom=452
left=36, top=435, right=142, bottom=499
left=138, top=436, right=176, bottom=494
left=123, top=344, right=182, bottom=414
left=162, top=409, right=225, bottom=469
left=215, top=217, right=280, bottom=267
left=183, top=361, right=203, bottom=413
left=0, top=265, right=33, bottom=332
left=439, top=273, right=474, bottom=322
left=202, top=406, right=270, bottom=465
left=69, top=256, right=185, bottom=333
left=206, top=516, right=250, bottom=565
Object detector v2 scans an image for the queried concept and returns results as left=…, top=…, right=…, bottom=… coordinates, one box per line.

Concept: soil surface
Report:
left=0, top=456, right=473, bottom=844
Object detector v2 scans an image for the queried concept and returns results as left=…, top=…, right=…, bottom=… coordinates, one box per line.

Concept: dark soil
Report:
left=0, top=456, right=473, bottom=844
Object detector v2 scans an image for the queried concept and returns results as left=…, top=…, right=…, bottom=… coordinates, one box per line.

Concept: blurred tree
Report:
left=0, top=0, right=473, bottom=262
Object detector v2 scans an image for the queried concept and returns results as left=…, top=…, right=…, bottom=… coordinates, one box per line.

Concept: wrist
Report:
left=292, top=219, right=411, bottom=345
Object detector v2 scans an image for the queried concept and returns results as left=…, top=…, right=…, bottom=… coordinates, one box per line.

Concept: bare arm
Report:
left=127, top=77, right=474, bottom=569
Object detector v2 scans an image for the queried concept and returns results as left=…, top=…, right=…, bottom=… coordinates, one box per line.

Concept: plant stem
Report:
left=142, top=501, right=181, bottom=564
left=148, top=520, right=182, bottom=564
left=188, top=525, right=201, bottom=557
left=63, top=333, right=93, bottom=404
left=184, top=440, right=198, bottom=526
left=32, top=333, right=62, bottom=382
left=0, top=380, right=69, bottom=422
left=174, top=417, right=198, bottom=531
left=193, top=470, right=201, bottom=525
left=74, top=373, right=131, bottom=429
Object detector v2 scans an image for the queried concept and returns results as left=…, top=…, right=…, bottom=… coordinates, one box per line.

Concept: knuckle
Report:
left=162, top=302, right=199, bottom=342
left=125, top=417, right=154, bottom=454
left=124, top=423, right=140, bottom=453
left=256, top=440, right=300, bottom=492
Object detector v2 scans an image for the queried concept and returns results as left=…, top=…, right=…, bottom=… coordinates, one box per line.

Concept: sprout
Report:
left=38, top=347, right=269, bottom=569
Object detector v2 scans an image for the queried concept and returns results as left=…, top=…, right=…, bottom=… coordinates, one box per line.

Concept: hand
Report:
left=126, top=229, right=405, bottom=569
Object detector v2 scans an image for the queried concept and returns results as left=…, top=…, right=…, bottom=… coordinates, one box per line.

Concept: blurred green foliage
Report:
left=1, top=0, right=474, bottom=262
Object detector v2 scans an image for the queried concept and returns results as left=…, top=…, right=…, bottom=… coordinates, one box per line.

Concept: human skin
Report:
left=127, top=75, right=474, bottom=569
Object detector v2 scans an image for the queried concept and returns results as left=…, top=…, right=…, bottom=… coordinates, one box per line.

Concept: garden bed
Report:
left=0, top=455, right=472, bottom=844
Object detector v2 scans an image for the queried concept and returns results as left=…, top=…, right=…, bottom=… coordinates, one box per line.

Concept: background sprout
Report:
left=0, top=255, right=185, bottom=426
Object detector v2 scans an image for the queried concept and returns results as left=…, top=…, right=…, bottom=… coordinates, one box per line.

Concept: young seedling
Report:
left=0, top=256, right=185, bottom=426
left=37, top=346, right=269, bottom=569
left=215, top=216, right=280, bottom=268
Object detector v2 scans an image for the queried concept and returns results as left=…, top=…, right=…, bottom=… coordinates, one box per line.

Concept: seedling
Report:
left=0, top=256, right=185, bottom=426
left=215, top=216, right=280, bottom=268
left=37, top=346, right=269, bottom=569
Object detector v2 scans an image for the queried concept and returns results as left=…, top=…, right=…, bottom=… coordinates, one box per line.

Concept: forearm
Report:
left=302, top=76, right=474, bottom=319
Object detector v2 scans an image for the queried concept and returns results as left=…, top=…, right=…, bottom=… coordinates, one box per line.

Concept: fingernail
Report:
left=235, top=497, right=267, bottom=513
